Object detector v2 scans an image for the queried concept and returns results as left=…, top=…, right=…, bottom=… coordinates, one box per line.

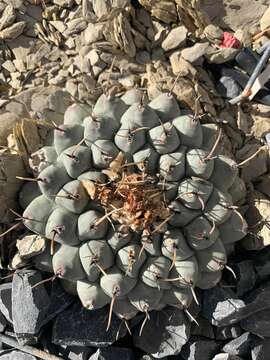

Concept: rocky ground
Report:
left=0, top=0, right=270, bottom=359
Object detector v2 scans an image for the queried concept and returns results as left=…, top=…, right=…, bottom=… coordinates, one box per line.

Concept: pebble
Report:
left=222, top=332, right=252, bottom=357
left=53, top=301, right=127, bottom=347
left=0, top=283, right=12, bottom=324
left=217, top=76, right=242, bottom=99
left=133, top=308, right=190, bottom=358
left=181, top=336, right=220, bottom=360
left=161, top=25, right=187, bottom=52
left=89, top=348, right=134, bottom=360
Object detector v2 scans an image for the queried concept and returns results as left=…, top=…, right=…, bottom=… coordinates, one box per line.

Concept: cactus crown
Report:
left=18, top=89, right=248, bottom=332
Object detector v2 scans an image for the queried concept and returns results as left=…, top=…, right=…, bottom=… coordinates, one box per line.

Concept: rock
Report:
left=212, top=354, right=243, bottom=360
left=250, top=104, right=270, bottom=140
left=216, top=325, right=242, bottom=340
left=217, top=76, right=242, bottom=99
left=205, top=48, right=239, bottom=64
left=181, top=42, right=209, bottom=64
left=0, top=312, right=7, bottom=333
left=0, top=350, right=36, bottom=359
left=0, top=112, right=20, bottom=146
left=139, top=0, right=177, bottom=24
left=84, top=23, right=104, bottom=44
left=89, top=348, right=134, bottom=360
left=233, top=261, right=256, bottom=297
left=181, top=336, right=220, bottom=360
left=190, top=316, right=215, bottom=339
left=243, top=191, right=270, bottom=249
left=235, top=48, right=258, bottom=76
left=222, top=332, right=252, bottom=357
left=133, top=307, right=190, bottom=358
left=64, top=345, right=94, bottom=360
left=16, top=235, right=46, bottom=259
left=260, top=6, right=270, bottom=31
left=241, top=307, right=270, bottom=337
left=53, top=301, right=127, bottom=346
left=201, top=287, right=246, bottom=327
left=237, top=145, right=268, bottom=183
left=0, top=283, right=12, bottom=324
left=53, top=0, right=74, bottom=7
left=203, top=24, right=223, bottom=45
left=251, top=338, right=270, bottom=360
left=254, top=247, right=270, bottom=282
left=136, top=50, right=151, bottom=64
left=161, top=25, right=187, bottom=52
left=12, top=270, right=74, bottom=344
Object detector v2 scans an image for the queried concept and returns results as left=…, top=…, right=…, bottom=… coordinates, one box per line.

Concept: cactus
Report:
left=15, top=90, right=248, bottom=333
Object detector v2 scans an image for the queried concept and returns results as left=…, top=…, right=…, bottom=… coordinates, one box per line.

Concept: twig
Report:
left=0, top=334, right=63, bottom=360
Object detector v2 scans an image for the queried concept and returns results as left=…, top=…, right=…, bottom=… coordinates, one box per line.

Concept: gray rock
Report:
left=241, top=307, right=270, bottom=337
left=161, top=26, right=187, bottom=52
left=12, top=270, right=74, bottom=345
left=0, top=350, right=36, bottom=359
left=220, top=68, right=248, bottom=89
left=0, top=312, right=7, bottom=333
left=47, top=89, right=71, bottom=114
left=222, top=332, right=252, bottom=357
left=181, top=336, right=220, bottom=360
left=251, top=338, right=270, bottom=360
left=52, top=301, right=127, bottom=347
left=89, top=348, right=134, bottom=360
left=201, top=287, right=246, bottom=327
left=0, top=283, right=12, bottom=323
left=217, top=76, right=242, bottom=99
left=181, top=42, right=209, bottom=64
left=233, top=261, right=256, bottom=297
left=212, top=354, right=243, bottom=360
left=216, top=325, right=242, bottom=340
left=0, top=112, right=20, bottom=146
left=133, top=307, right=190, bottom=358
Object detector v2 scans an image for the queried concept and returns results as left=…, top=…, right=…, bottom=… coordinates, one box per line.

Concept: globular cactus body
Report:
left=19, top=90, right=248, bottom=329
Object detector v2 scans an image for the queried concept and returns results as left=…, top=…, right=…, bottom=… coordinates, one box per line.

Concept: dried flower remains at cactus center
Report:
left=14, top=89, right=249, bottom=334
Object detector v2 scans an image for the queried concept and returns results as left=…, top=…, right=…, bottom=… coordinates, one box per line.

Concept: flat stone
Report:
left=89, top=348, right=134, bottom=360
left=161, top=25, right=187, bottom=52
left=241, top=307, right=270, bottom=337
left=52, top=301, right=127, bottom=347
left=12, top=270, right=74, bottom=345
left=260, top=6, right=270, bottom=31
left=216, top=325, right=242, bottom=340
left=133, top=307, right=190, bottom=358
left=251, top=338, right=270, bottom=360
left=0, top=350, right=36, bottom=359
left=0, top=283, right=12, bottom=324
left=213, top=354, right=244, bottom=360
left=201, top=287, right=246, bottom=327
left=222, top=332, right=252, bottom=357
left=181, top=42, right=209, bottom=64
left=181, top=336, right=220, bottom=360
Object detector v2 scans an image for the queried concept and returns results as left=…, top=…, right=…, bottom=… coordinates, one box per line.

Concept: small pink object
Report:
left=219, top=32, right=241, bottom=49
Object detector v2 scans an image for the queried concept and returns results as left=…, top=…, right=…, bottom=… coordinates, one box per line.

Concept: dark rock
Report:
left=52, top=301, right=127, bottom=347
left=222, top=332, right=252, bottom=357
left=0, top=350, right=36, bottom=359
left=133, top=307, right=190, bottom=358
left=221, top=68, right=249, bottom=88
left=251, top=338, right=270, bottom=360
left=241, top=307, right=270, bottom=337
left=201, top=287, right=246, bottom=327
left=216, top=325, right=242, bottom=340
left=12, top=270, right=74, bottom=345
left=64, top=345, right=94, bottom=360
left=235, top=48, right=259, bottom=76
left=233, top=261, right=256, bottom=297
left=254, top=247, right=270, bottom=282
left=0, top=283, right=12, bottom=324
left=217, top=76, right=242, bottom=99
left=181, top=336, right=220, bottom=360
left=212, top=354, right=244, bottom=360
left=255, top=89, right=270, bottom=106
left=0, top=312, right=7, bottom=333
left=243, top=281, right=270, bottom=315
left=89, top=347, right=134, bottom=360
left=190, top=316, right=215, bottom=339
